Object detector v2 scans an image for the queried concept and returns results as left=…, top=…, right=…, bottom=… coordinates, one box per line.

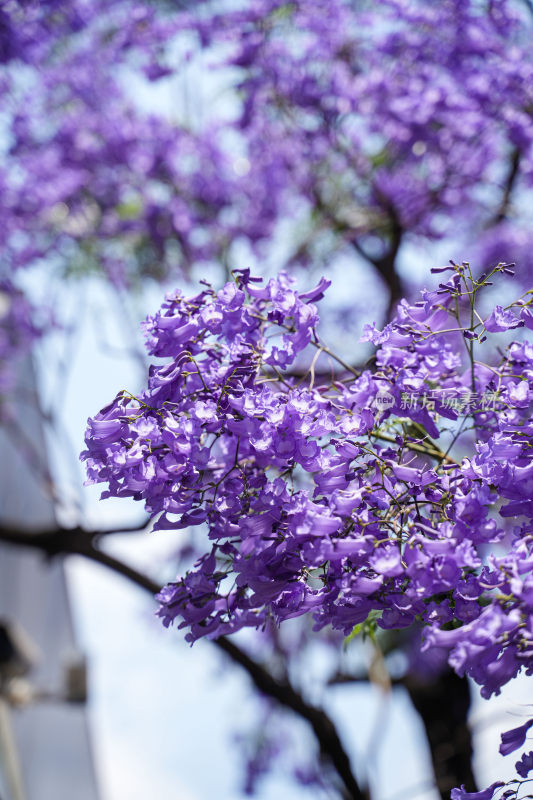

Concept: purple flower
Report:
left=450, top=782, right=504, bottom=800
left=516, top=750, right=533, bottom=778
left=499, top=719, right=533, bottom=756
left=521, top=307, right=533, bottom=330
left=483, top=306, right=523, bottom=333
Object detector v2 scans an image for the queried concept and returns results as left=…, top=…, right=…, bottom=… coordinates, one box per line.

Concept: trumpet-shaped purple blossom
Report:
left=500, top=720, right=533, bottom=756
left=451, top=782, right=504, bottom=800
left=515, top=750, right=533, bottom=778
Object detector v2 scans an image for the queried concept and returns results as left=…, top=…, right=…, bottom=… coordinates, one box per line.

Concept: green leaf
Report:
left=116, top=198, right=143, bottom=221
left=343, top=610, right=382, bottom=648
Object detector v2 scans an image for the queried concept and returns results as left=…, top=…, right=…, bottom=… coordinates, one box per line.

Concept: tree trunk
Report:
left=405, top=669, right=477, bottom=800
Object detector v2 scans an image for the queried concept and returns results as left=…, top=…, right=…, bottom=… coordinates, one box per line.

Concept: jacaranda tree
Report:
left=2, top=1, right=533, bottom=799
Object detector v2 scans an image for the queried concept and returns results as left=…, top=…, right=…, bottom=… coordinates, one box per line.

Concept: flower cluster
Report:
left=81, top=262, right=530, bottom=667
left=3, top=1, right=533, bottom=302
left=83, top=262, right=533, bottom=797
left=186, top=0, right=533, bottom=286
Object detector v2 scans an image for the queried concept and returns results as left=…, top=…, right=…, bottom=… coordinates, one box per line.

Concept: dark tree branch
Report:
left=311, top=186, right=404, bottom=321
left=0, top=523, right=364, bottom=800
left=217, top=637, right=365, bottom=800
left=491, top=147, right=521, bottom=226
left=404, top=670, right=477, bottom=800
left=349, top=236, right=375, bottom=266
left=368, top=196, right=404, bottom=320
left=92, top=520, right=150, bottom=537
left=327, top=661, right=477, bottom=800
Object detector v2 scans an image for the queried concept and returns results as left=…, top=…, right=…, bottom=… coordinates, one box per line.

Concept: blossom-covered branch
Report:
left=83, top=263, right=533, bottom=798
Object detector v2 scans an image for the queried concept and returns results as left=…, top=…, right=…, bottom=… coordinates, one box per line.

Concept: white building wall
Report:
left=0, top=358, right=99, bottom=800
